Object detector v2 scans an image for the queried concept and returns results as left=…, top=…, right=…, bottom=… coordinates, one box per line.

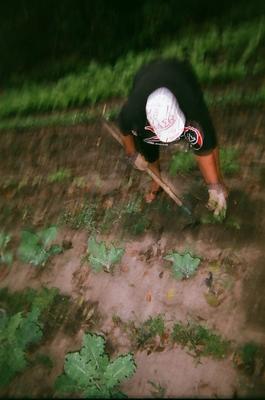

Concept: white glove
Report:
left=126, top=153, right=148, bottom=171
left=207, top=183, right=227, bottom=220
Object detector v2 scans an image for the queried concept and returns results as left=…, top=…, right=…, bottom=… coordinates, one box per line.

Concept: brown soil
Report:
left=0, top=106, right=265, bottom=398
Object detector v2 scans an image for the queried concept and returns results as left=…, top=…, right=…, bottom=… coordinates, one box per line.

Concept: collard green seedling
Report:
left=171, top=321, right=230, bottom=359
left=0, top=231, right=13, bottom=266
left=86, top=236, right=124, bottom=273
left=55, top=332, right=136, bottom=398
left=18, top=226, right=63, bottom=267
left=0, top=307, right=43, bottom=387
left=164, top=251, right=201, bottom=280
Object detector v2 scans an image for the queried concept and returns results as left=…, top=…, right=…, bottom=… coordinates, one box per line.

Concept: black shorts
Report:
left=133, top=135, right=160, bottom=163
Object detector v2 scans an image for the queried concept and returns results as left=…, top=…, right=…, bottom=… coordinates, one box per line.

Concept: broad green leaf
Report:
left=18, top=228, right=61, bottom=266
left=81, top=333, right=106, bottom=370
left=87, top=237, right=124, bottom=272
left=17, top=308, right=43, bottom=348
left=164, top=252, right=201, bottom=280
left=1, top=251, right=13, bottom=265
left=0, top=308, right=43, bottom=387
left=104, top=354, right=136, bottom=388
left=64, top=353, right=98, bottom=387
left=37, top=226, right=57, bottom=248
left=55, top=332, right=136, bottom=397
left=0, top=232, right=11, bottom=250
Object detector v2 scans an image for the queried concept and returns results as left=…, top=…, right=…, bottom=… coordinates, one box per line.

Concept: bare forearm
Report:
left=195, top=149, right=222, bottom=185
left=122, top=135, right=136, bottom=156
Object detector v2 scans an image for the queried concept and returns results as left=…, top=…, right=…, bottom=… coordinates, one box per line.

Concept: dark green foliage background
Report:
left=1, top=0, right=264, bottom=86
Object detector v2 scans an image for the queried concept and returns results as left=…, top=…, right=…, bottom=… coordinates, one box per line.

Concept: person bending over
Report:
left=118, top=58, right=228, bottom=219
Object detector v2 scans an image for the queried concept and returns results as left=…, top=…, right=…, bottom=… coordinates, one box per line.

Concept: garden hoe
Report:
left=102, top=119, right=200, bottom=229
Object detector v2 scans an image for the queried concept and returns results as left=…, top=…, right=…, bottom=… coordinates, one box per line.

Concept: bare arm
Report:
left=194, top=147, right=224, bottom=185
left=122, top=134, right=136, bottom=156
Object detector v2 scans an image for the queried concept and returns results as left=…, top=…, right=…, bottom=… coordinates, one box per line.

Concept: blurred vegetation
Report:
left=0, top=0, right=264, bottom=128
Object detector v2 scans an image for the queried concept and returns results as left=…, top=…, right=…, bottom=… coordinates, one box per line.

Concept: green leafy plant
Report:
left=86, top=237, right=124, bottom=272
left=0, top=231, right=13, bottom=266
left=171, top=321, right=230, bottom=359
left=55, top=332, right=136, bottom=398
left=164, top=251, right=201, bottom=280
left=0, top=286, right=59, bottom=315
left=0, top=307, right=43, bottom=387
left=169, top=151, right=196, bottom=175
left=234, top=342, right=262, bottom=374
left=17, top=226, right=63, bottom=267
left=47, top=168, right=72, bottom=183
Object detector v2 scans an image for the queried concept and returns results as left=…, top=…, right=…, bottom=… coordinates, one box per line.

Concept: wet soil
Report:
left=0, top=106, right=265, bottom=398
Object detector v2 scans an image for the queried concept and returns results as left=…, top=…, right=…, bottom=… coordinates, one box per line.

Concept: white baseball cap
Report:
left=146, top=87, right=186, bottom=143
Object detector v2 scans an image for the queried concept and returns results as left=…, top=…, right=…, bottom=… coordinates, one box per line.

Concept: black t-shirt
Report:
left=118, top=58, right=217, bottom=154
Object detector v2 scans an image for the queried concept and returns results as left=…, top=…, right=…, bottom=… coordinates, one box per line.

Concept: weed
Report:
left=135, top=315, right=165, bottom=348
left=47, top=168, right=72, bottom=183
left=148, top=380, right=166, bottom=398
left=59, top=202, right=97, bottom=231
left=171, top=321, right=230, bottom=359
left=169, top=151, right=196, bottom=175
left=220, top=147, right=240, bottom=175
left=234, top=342, right=263, bottom=375
left=17, top=226, right=63, bottom=267
left=0, top=231, right=13, bottom=266
left=200, top=213, right=241, bottom=228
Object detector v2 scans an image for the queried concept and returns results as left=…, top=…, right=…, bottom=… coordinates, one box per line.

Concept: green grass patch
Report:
left=59, top=201, right=97, bottom=231
left=47, top=168, right=72, bottom=183
left=169, top=151, right=196, bottom=175
left=171, top=321, right=230, bottom=359
left=0, top=17, right=264, bottom=122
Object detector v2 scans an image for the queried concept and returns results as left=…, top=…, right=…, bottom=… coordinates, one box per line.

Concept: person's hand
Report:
left=126, top=153, right=148, bottom=171
left=207, top=183, right=228, bottom=221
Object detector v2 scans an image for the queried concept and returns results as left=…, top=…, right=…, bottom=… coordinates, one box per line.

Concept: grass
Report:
left=58, top=201, right=97, bottom=231
left=47, top=168, right=72, bottom=183
left=169, top=146, right=240, bottom=176
left=0, top=16, right=264, bottom=127
left=171, top=321, right=231, bottom=359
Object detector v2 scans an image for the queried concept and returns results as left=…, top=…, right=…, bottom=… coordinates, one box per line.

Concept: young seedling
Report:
left=86, top=236, right=124, bottom=273
left=164, top=250, right=201, bottom=280
left=17, top=226, right=63, bottom=267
